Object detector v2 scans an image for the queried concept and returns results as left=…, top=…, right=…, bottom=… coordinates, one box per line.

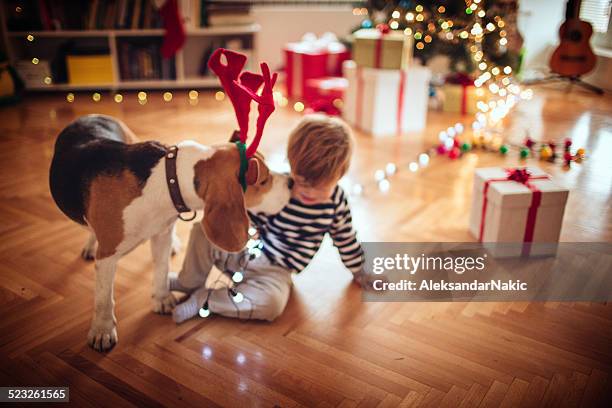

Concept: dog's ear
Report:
left=229, top=130, right=241, bottom=143
left=194, top=155, right=249, bottom=253
left=201, top=180, right=249, bottom=253
left=246, top=156, right=269, bottom=186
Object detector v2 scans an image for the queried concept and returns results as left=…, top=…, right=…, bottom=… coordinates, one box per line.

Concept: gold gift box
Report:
left=353, top=29, right=413, bottom=69
left=442, top=83, right=479, bottom=115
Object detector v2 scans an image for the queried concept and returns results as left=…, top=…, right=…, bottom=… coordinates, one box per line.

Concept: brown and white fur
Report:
left=49, top=114, right=289, bottom=352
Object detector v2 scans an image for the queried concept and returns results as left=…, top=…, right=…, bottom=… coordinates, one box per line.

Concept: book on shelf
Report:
left=181, top=0, right=254, bottom=28
left=3, top=0, right=162, bottom=31
left=117, top=38, right=176, bottom=81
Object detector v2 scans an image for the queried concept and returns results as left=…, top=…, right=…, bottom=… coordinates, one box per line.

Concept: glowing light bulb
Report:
left=248, top=227, right=257, bottom=236
left=486, top=23, right=495, bottom=31
left=415, top=5, right=423, bottom=12
left=293, top=102, right=304, bottom=112
left=138, top=91, right=147, bottom=101
left=409, top=162, right=418, bottom=172
left=352, top=183, right=363, bottom=195
left=92, top=92, right=101, bottom=102
left=66, top=93, right=75, bottom=103
left=392, top=10, right=400, bottom=18
left=163, top=92, right=173, bottom=102
left=232, top=291, right=244, bottom=303
left=26, top=34, right=34, bottom=42
left=31, top=57, right=39, bottom=65
left=439, top=131, right=448, bottom=141
left=378, top=179, right=390, bottom=193
left=199, top=306, right=210, bottom=318
left=114, top=94, right=123, bottom=103
left=232, top=271, right=244, bottom=283
left=390, top=21, right=399, bottom=30
left=444, top=138, right=454, bottom=150
left=418, top=153, right=430, bottom=167
left=406, top=12, right=414, bottom=22
left=503, top=66, right=512, bottom=74
left=188, top=90, right=198, bottom=100
left=499, top=38, right=508, bottom=46
left=385, top=163, right=397, bottom=176
left=454, top=123, right=464, bottom=134
left=375, top=169, right=385, bottom=182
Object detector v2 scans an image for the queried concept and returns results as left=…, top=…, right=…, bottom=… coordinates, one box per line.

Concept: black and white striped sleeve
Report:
left=330, top=188, right=364, bottom=274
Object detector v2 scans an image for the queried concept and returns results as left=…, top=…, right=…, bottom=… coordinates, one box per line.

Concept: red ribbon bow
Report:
left=376, top=23, right=390, bottom=34
left=505, top=168, right=532, bottom=184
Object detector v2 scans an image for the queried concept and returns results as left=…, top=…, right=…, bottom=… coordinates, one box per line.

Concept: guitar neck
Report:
left=566, top=0, right=583, bottom=20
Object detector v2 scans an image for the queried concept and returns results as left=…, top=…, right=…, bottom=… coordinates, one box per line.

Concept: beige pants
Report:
left=178, top=223, right=293, bottom=321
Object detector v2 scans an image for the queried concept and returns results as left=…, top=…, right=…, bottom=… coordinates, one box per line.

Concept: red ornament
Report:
left=524, top=137, right=535, bottom=149
left=563, top=151, right=573, bottom=165
left=453, top=138, right=461, bottom=148
left=564, top=138, right=572, bottom=151
left=436, top=143, right=447, bottom=155
left=448, top=146, right=461, bottom=159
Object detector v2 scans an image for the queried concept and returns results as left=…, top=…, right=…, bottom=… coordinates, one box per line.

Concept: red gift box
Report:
left=304, top=76, right=347, bottom=104
left=303, top=76, right=348, bottom=116
left=284, top=33, right=350, bottom=99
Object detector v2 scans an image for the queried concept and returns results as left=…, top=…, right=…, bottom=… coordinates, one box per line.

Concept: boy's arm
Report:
left=330, top=189, right=364, bottom=274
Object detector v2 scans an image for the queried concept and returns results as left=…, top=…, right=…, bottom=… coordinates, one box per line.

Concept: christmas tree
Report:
left=361, top=0, right=523, bottom=74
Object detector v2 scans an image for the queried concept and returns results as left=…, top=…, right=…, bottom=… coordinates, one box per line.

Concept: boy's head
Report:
left=287, top=114, right=354, bottom=204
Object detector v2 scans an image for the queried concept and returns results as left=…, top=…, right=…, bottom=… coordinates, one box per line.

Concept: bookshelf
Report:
left=0, top=3, right=259, bottom=91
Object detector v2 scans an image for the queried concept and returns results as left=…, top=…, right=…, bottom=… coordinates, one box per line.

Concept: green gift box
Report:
left=353, top=29, right=413, bottom=69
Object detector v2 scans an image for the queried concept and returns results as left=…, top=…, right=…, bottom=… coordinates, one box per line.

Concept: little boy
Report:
left=171, top=114, right=365, bottom=323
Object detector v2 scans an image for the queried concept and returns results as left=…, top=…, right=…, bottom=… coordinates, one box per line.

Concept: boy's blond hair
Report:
left=287, top=114, right=354, bottom=186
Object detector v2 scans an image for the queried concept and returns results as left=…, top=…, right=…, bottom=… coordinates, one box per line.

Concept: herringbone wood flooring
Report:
left=0, top=84, right=611, bottom=407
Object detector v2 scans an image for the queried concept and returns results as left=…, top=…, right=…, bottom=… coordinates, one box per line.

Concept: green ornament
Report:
left=461, top=142, right=471, bottom=152
left=499, top=144, right=509, bottom=154
left=465, top=7, right=473, bottom=14
left=520, top=147, right=529, bottom=158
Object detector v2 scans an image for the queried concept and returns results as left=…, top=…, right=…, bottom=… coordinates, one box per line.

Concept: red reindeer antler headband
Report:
left=208, top=48, right=277, bottom=158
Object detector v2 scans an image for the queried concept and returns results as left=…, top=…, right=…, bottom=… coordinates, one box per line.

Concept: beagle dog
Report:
left=49, top=114, right=289, bottom=351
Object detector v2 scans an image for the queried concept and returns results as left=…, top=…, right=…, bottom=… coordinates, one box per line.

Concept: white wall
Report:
left=517, top=0, right=566, bottom=75
left=252, top=6, right=362, bottom=73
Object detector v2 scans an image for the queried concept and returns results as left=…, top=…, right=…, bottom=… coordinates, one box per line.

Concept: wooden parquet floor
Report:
left=0, top=84, right=611, bottom=407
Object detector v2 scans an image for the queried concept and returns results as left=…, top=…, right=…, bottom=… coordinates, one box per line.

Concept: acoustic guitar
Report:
left=549, top=0, right=597, bottom=77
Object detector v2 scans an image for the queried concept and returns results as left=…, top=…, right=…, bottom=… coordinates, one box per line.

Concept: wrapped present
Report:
left=442, top=72, right=478, bottom=115
left=284, top=32, right=351, bottom=99
left=353, top=24, right=413, bottom=69
left=469, top=167, right=569, bottom=256
left=342, top=60, right=431, bottom=136
left=304, top=76, right=347, bottom=104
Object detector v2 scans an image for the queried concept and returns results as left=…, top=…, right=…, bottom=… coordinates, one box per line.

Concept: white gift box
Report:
left=469, top=167, right=569, bottom=256
left=342, top=60, right=431, bottom=136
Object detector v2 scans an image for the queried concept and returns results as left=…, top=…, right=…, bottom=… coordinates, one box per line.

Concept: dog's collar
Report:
left=235, top=141, right=248, bottom=192
left=165, top=145, right=197, bottom=221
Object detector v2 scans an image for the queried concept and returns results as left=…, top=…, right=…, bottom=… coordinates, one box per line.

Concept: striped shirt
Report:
left=248, top=186, right=364, bottom=274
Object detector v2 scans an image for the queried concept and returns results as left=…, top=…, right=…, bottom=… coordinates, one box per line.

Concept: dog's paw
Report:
left=152, top=292, right=177, bottom=314
left=81, top=247, right=95, bottom=261
left=87, top=321, right=118, bottom=352
left=170, top=235, right=182, bottom=257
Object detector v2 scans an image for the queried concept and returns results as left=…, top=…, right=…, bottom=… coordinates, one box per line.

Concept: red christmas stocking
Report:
left=159, top=0, right=186, bottom=59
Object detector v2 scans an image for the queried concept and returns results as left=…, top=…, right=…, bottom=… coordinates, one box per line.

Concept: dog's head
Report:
left=192, top=139, right=289, bottom=253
